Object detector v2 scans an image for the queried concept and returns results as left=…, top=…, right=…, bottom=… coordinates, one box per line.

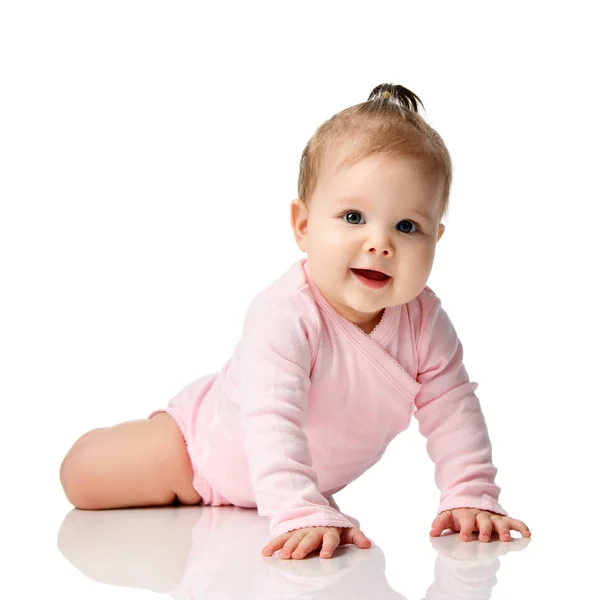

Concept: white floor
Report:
left=7, top=412, right=595, bottom=599
left=53, top=503, right=532, bottom=599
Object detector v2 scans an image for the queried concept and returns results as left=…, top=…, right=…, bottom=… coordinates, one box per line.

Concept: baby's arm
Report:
left=235, top=290, right=360, bottom=539
left=413, top=294, right=508, bottom=517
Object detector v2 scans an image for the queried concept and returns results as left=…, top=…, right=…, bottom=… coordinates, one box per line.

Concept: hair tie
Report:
left=382, top=91, right=392, bottom=99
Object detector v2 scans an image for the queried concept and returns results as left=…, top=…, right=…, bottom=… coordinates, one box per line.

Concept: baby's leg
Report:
left=59, top=412, right=202, bottom=509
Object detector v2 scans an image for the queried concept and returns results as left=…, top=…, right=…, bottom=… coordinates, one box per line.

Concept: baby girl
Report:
left=60, top=82, right=532, bottom=560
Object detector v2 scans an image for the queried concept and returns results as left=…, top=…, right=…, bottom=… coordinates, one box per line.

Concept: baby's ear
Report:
left=437, top=223, right=445, bottom=242
left=290, top=198, right=308, bottom=252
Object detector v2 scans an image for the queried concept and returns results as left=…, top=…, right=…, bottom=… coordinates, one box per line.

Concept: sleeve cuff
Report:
left=437, top=496, right=508, bottom=517
left=271, top=513, right=358, bottom=538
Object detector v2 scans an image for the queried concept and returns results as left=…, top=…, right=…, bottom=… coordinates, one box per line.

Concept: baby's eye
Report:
left=343, top=211, right=364, bottom=225
left=397, top=220, right=419, bottom=234
left=342, top=211, right=420, bottom=234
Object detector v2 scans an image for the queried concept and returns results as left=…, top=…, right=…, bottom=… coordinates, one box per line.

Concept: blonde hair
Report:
left=297, top=83, right=452, bottom=222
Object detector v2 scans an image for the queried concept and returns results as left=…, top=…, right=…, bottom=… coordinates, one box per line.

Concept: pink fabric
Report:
left=151, top=257, right=507, bottom=538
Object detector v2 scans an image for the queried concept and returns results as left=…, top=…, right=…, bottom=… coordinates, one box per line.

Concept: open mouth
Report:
left=350, top=268, right=391, bottom=289
left=351, top=268, right=389, bottom=281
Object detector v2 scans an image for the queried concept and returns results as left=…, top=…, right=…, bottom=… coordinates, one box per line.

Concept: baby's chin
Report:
left=340, top=291, right=391, bottom=315
left=344, top=285, right=421, bottom=312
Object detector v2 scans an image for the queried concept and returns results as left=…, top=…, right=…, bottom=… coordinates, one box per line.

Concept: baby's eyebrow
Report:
left=410, top=209, right=436, bottom=223
left=334, top=196, right=436, bottom=223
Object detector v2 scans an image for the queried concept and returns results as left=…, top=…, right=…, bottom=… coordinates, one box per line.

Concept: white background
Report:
left=1, top=1, right=598, bottom=597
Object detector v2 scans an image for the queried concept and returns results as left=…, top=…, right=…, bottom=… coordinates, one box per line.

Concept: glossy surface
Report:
left=54, top=503, right=536, bottom=598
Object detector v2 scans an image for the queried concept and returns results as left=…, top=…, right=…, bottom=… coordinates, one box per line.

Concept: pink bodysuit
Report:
left=150, top=257, right=507, bottom=538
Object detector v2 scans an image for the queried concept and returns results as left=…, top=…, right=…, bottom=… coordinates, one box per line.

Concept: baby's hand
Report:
left=430, top=508, right=532, bottom=542
left=261, top=526, right=371, bottom=560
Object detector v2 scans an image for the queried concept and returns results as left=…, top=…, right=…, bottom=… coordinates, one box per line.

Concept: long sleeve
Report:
left=413, top=294, right=508, bottom=517
left=236, top=290, right=360, bottom=538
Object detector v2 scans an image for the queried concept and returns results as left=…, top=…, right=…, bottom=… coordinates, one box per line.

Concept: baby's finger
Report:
left=280, top=533, right=304, bottom=558
left=430, top=511, right=453, bottom=536
left=475, top=513, right=493, bottom=542
left=261, top=533, right=292, bottom=556
left=508, top=518, right=532, bottom=538
left=342, top=527, right=372, bottom=548
left=320, top=531, right=340, bottom=558
left=291, top=533, right=322, bottom=559
left=492, top=518, right=512, bottom=541
left=459, top=513, right=476, bottom=541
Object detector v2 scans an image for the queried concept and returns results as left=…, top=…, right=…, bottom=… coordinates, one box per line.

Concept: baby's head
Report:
left=290, top=83, right=451, bottom=333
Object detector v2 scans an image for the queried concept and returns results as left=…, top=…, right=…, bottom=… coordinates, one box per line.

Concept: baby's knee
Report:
left=59, top=428, right=103, bottom=507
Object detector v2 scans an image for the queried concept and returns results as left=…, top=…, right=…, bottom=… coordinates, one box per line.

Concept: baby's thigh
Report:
left=60, top=413, right=201, bottom=509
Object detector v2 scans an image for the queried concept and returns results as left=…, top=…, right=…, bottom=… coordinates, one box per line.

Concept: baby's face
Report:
left=291, top=140, right=445, bottom=330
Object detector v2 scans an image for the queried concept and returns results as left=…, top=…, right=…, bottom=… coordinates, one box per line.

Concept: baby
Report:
left=60, top=82, right=531, bottom=560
